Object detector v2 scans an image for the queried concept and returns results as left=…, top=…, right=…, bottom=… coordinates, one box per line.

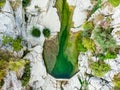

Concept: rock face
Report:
left=0, top=0, right=120, bottom=90
left=0, top=0, right=18, bottom=38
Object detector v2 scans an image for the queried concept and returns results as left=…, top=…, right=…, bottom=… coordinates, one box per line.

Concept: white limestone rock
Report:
left=26, top=24, right=45, bottom=47
left=2, top=71, right=22, bottom=90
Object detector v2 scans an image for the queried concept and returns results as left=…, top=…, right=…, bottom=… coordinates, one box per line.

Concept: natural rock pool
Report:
left=43, top=0, right=79, bottom=79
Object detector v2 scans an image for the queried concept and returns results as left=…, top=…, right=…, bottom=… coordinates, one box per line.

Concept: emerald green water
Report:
left=51, top=0, right=77, bottom=78
left=43, top=0, right=79, bottom=79
left=51, top=29, right=73, bottom=78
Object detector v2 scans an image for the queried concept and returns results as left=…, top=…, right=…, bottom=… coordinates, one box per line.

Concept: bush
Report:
left=108, top=0, right=120, bottom=7
left=2, top=36, right=13, bottom=45
left=0, top=50, right=27, bottom=87
left=31, top=26, right=41, bottom=38
left=97, top=52, right=117, bottom=60
left=2, top=36, right=23, bottom=51
left=81, top=30, right=92, bottom=38
left=12, top=37, right=23, bottom=51
left=9, top=60, right=26, bottom=72
left=21, top=62, right=30, bottom=86
left=77, top=33, right=87, bottom=52
left=112, top=73, right=120, bottom=89
left=0, top=60, right=8, bottom=82
left=43, top=28, right=51, bottom=38
left=83, top=21, right=94, bottom=30
left=93, top=27, right=117, bottom=52
left=82, top=38, right=95, bottom=52
left=90, top=60, right=111, bottom=77
left=0, top=0, right=6, bottom=8
left=0, top=79, right=4, bottom=88
left=22, top=0, right=30, bottom=7
left=104, top=52, right=117, bottom=59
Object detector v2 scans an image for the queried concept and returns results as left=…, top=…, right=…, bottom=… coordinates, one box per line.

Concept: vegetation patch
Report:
left=43, top=28, right=51, bottom=38
left=108, top=0, right=120, bottom=7
left=22, top=0, right=30, bottom=7
left=76, top=33, right=87, bottom=52
left=0, top=79, right=4, bottom=89
left=83, top=21, right=94, bottom=30
left=31, top=26, right=41, bottom=38
left=93, top=27, right=117, bottom=52
left=9, top=60, right=26, bottom=72
left=78, top=76, right=88, bottom=90
left=97, top=52, right=117, bottom=60
left=82, top=38, right=95, bottom=52
left=89, top=60, right=111, bottom=77
left=0, top=50, right=28, bottom=87
left=2, top=36, right=23, bottom=51
left=112, top=73, right=120, bottom=89
left=0, top=0, right=6, bottom=8
left=21, top=61, right=31, bottom=86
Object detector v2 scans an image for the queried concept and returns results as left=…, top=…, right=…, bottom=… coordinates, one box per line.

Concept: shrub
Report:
left=21, top=61, right=30, bottom=86
left=82, top=38, right=95, bottom=52
left=81, top=30, right=92, bottom=38
left=93, top=27, right=117, bottom=52
left=83, top=21, right=94, bottom=30
left=97, top=53, right=105, bottom=60
left=0, top=79, right=4, bottom=88
left=2, top=36, right=13, bottom=45
left=104, top=52, right=117, bottom=59
left=0, top=60, right=8, bottom=82
left=12, top=37, right=23, bottom=51
left=108, top=0, right=120, bottom=7
left=97, top=52, right=117, bottom=60
left=112, top=73, right=120, bottom=89
left=77, top=33, right=87, bottom=52
left=0, top=0, right=6, bottom=8
left=43, top=28, right=51, bottom=38
left=90, top=0, right=102, bottom=16
left=78, top=76, right=88, bottom=90
left=2, top=36, right=23, bottom=51
left=0, top=50, right=27, bottom=87
left=22, top=0, right=30, bottom=7
left=31, top=26, right=41, bottom=38
left=9, top=60, right=26, bottom=72
left=90, top=60, right=111, bottom=77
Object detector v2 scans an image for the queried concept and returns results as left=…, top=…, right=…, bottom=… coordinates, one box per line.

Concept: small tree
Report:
left=43, top=28, right=51, bottom=38
left=22, top=0, right=30, bottom=7
left=31, top=26, right=41, bottom=38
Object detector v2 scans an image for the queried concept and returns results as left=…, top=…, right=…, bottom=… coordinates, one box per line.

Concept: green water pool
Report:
left=43, top=0, right=79, bottom=79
